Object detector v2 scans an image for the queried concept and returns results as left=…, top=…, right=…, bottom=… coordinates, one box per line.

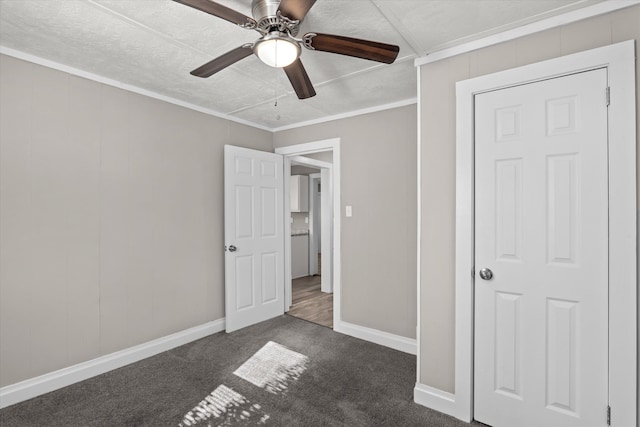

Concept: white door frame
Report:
left=308, top=172, right=321, bottom=276
left=454, top=41, right=637, bottom=424
left=276, top=138, right=341, bottom=328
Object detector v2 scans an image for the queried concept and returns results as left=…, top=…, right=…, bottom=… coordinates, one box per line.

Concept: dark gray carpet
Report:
left=1, top=315, right=478, bottom=426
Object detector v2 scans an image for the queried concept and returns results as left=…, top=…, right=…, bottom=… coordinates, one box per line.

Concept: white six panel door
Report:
left=474, top=69, right=609, bottom=427
left=224, top=145, right=284, bottom=333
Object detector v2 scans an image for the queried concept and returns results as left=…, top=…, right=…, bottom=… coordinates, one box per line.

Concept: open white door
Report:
left=224, top=145, right=284, bottom=333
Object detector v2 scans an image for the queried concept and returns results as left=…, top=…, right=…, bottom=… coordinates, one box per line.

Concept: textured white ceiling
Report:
left=0, top=0, right=606, bottom=130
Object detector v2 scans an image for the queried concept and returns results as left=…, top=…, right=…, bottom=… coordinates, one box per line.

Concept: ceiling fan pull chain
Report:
left=274, top=52, right=279, bottom=108
left=274, top=65, right=281, bottom=120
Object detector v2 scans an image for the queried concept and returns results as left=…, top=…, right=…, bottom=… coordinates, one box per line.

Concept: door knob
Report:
left=479, top=268, right=493, bottom=280
left=228, top=245, right=238, bottom=252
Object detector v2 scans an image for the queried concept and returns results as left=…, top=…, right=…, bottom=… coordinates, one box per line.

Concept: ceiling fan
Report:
left=173, top=0, right=400, bottom=99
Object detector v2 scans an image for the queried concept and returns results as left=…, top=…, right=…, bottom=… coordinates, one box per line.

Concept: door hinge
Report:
left=607, top=405, right=611, bottom=425
left=606, top=87, right=610, bottom=106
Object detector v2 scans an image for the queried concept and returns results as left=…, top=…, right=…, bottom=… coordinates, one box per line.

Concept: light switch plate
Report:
left=305, top=217, right=309, bottom=223
left=346, top=206, right=352, bottom=217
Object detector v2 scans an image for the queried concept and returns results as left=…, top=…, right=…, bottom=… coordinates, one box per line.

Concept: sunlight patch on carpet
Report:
left=233, top=341, right=309, bottom=394
left=179, top=384, right=269, bottom=426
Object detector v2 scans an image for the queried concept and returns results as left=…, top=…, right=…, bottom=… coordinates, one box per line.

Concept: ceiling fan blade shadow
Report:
left=304, top=33, right=399, bottom=64
left=173, top=0, right=256, bottom=29
left=278, top=0, right=317, bottom=21
left=191, top=45, right=253, bottom=78
left=284, top=59, right=316, bottom=99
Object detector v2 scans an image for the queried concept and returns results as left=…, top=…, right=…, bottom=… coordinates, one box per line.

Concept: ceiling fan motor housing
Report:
left=251, top=0, right=279, bottom=21
left=252, top=0, right=299, bottom=35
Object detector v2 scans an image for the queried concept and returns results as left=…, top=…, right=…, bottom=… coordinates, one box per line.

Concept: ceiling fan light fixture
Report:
left=254, top=32, right=300, bottom=68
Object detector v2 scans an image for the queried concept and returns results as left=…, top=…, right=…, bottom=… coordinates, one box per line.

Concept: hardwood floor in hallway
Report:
left=287, top=275, right=333, bottom=328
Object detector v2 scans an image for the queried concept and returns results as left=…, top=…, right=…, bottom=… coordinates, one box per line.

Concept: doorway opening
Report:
left=287, top=166, right=332, bottom=327
left=275, top=138, right=341, bottom=330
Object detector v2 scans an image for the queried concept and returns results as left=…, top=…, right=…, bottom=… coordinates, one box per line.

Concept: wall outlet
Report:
left=346, top=206, right=353, bottom=217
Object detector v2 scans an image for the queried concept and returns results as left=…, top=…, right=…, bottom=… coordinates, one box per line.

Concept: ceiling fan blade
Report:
left=173, top=0, right=256, bottom=29
left=304, top=33, right=399, bottom=64
left=277, top=0, right=317, bottom=21
left=191, top=45, right=253, bottom=78
left=284, top=59, right=316, bottom=99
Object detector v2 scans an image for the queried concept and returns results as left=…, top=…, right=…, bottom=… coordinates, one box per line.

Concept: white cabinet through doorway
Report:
left=290, top=175, right=309, bottom=212
left=291, top=234, right=309, bottom=279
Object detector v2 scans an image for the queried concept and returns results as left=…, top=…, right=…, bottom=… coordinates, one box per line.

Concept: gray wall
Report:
left=0, top=54, right=273, bottom=387
left=274, top=105, right=418, bottom=339
left=418, top=5, right=640, bottom=393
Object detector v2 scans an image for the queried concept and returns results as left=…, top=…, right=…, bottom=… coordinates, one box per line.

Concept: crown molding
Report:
left=414, top=0, right=640, bottom=67
left=271, top=98, right=417, bottom=132
left=0, top=46, right=273, bottom=132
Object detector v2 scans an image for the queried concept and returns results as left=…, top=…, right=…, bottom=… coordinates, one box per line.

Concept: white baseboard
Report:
left=334, top=320, right=417, bottom=355
left=0, top=318, right=225, bottom=409
left=413, top=383, right=456, bottom=417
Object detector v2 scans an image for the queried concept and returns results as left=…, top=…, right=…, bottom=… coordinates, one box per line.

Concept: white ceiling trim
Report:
left=414, top=0, right=640, bottom=67
left=227, top=54, right=417, bottom=116
left=226, top=91, right=291, bottom=115
left=310, top=53, right=418, bottom=87
left=85, top=0, right=211, bottom=57
left=0, top=45, right=272, bottom=132
left=368, top=0, right=422, bottom=56
left=271, top=97, right=417, bottom=133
